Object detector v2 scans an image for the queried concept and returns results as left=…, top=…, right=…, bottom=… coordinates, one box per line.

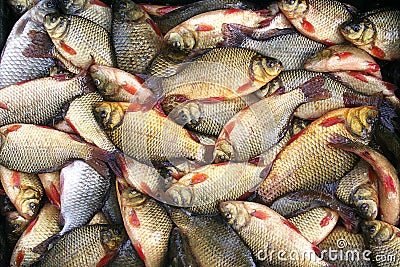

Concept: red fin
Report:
left=259, top=163, right=273, bottom=179
left=301, top=18, right=315, bottom=33
left=201, top=96, right=227, bottom=102
left=190, top=173, right=208, bottom=185
left=68, top=133, right=83, bottom=142
left=196, top=24, right=214, bottom=32
left=60, top=40, right=77, bottom=56
left=259, top=17, right=274, bottom=27
left=282, top=218, right=302, bottom=234
left=171, top=173, right=184, bottom=180
left=145, top=18, right=163, bottom=37
left=236, top=191, right=253, bottom=200
left=320, top=212, right=333, bottom=227
left=49, top=183, right=61, bottom=209
left=334, top=51, right=353, bottom=59
left=312, top=245, right=322, bottom=257
left=223, top=121, right=236, bottom=139
left=12, top=171, right=21, bottom=188
left=250, top=210, right=269, bottom=220
left=254, top=9, right=270, bottom=16
left=25, top=216, right=39, bottom=234
left=366, top=62, right=380, bottom=73
left=187, top=131, right=200, bottom=143
left=127, top=103, right=143, bottom=112
left=153, top=102, right=168, bottom=117
left=129, top=210, right=140, bottom=227
left=286, top=128, right=307, bottom=146
left=348, top=71, right=368, bottom=82
left=223, top=9, right=242, bottom=15
left=133, top=242, right=146, bottom=261
left=5, top=125, right=22, bottom=135
left=237, top=81, right=253, bottom=93
left=319, top=116, right=345, bottom=127
left=248, top=157, right=260, bottom=166
left=64, top=117, right=79, bottom=134
left=140, top=182, right=152, bottom=195
left=90, top=0, right=108, bottom=7
left=96, top=252, right=115, bottom=267
left=322, top=39, right=335, bottom=46
left=15, top=250, right=24, bottom=266
left=269, top=86, right=286, bottom=96
left=36, top=125, right=54, bottom=130
left=0, top=101, right=9, bottom=110
left=122, top=84, right=138, bottom=95
left=157, top=6, right=181, bottom=15
left=214, top=161, right=229, bottom=166
left=371, top=46, right=385, bottom=59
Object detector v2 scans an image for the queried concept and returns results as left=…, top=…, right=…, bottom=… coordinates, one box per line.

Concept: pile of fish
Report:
left=0, top=0, right=399, bottom=266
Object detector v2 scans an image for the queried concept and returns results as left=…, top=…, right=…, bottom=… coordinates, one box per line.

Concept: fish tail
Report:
left=32, top=233, right=61, bottom=254
left=343, top=91, right=383, bottom=108
left=220, top=23, right=246, bottom=47
left=297, top=76, right=332, bottom=102
left=202, top=144, right=215, bottom=164
left=86, top=145, right=121, bottom=178
left=22, top=30, right=55, bottom=59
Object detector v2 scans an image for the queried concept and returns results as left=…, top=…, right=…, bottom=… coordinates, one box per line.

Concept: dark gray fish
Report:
left=167, top=227, right=199, bottom=267
left=109, top=239, right=145, bottom=267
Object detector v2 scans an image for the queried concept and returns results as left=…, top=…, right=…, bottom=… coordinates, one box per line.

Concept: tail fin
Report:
left=86, top=145, right=122, bottom=178
left=343, top=91, right=383, bottom=108
left=32, top=233, right=61, bottom=254
left=297, top=76, right=332, bottom=102
left=22, top=30, right=55, bottom=59
left=220, top=23, right=247, bottom=47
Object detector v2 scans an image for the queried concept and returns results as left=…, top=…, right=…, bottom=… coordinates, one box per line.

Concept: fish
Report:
left=167, top=227, right=199, bottom=267
left=56, top=160, right=110, bottom=237
left=0, top=166, right=44, bottom=220
left=219, top=201, right=333, bottom=267
left=318, top=226, right=372, bottom=267
left=288, top=207, right=339, bottom=245
left=304, top=45, right=382, bottom=79
left=222, top=26, right=327, bottom=70
left=109, top=239, right=145, bottom=267
left=112, top=0, right=163, bottom=75
left=328, top=134, right=400, bottom=226
left=361, top=220, right=400, bottom=266
left=37, top=172, right=61, bottom=209
left=278, top=0, right=357, bottom=45
left=64, top=91, right=117, bottom=152
left=4, top=211, right=31, bottom=247
left=0, top=0, right=57, bottom=88
left=0, top=73, right=93, bottom=127
left=374, top=125, right=400, bottom=171
left=169, top=208, right=256, bottom=266
left=0, top=124, right=114, bottom=177
left=341, top=8, right=400, bottom=60
left=147, top=47, right=189, bottom=78
left=257, top=106, right=380, bottom=204
left=150, top=47, right=283, bottom=100
left=33, top=224, right=125, bottom=266
left=117, top=184, right=172, bottom=267
left=60, top=0, right=112, bottom=33
left=94, top=102, right=212, bottom=163
left=152, top=0, right=264, bottom=34
left=266, top=69, right=382, bottom=119
left=10, top=203, right=60, bottom=267
left=6, top=0, right=40, bottom=15
left=213, top=76, right=329, bottom=162
left=164, top=8, right=272, bottom=51
left=335, top=159, right=379, bottom=220
left=101, top=177, right=123, bottom=225
left=139, top=3, right=181, bottom=17
left=89, top=64, right=157, bottom=105
left=44, top=13, right=116, bottom=73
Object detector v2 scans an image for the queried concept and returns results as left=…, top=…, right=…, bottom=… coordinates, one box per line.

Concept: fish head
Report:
left=18, top=189, right=41, bottom=219
left=89, top=65, right=119, bottom=97
left=362, top=220, right=395, bottom=246
left=5, top=211, right=29, bottom=237
left=249, top=55, right=283, bottom=85
left=165, top=186, right=193, bottom=207
left=44, top=13, right=70, bottom=40
left=31, top=0, right=58, bottom=24
left=257, top=77, right=284, bottom=98
left=340, top=18, right=375, bottom=46
left=165, top=30, right=196, bottom=51
left=219, top=201, right=250, bottom=231
left=93, top=102, right=129, bottom=130
left=7, top=0, right=34, bottom=14
left=213, top=140, right=234, bottom=163
left=169, top=101, right=203, bottom=127
left=122, top=187, right=147, bottom=207
left=59, top=0, right=87, bottom=14
left=113, top=0, right=145, bottom=21
left=346, top=106, right=379, bottom=142
left=100, top=226, right=125, bottom=252
left=278, top=0, right=308, bottom=18
left=352, top=185, right=378, bottom=221
left=304, top=48, right=332, bottom=70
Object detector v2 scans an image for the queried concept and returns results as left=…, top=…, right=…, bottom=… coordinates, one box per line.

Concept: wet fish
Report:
left=34, top=224, right=125, bottom=266
left=167, top=227, right=199, bottom=267
left=102, top=177, right=123, bottom=225
left=109, top=239, right=145, bottom=267
left=341, top=8, right=400, bottom=60
left=44, top=13, right=115, bottom=73
left=213, top=76, right=329, bottom=162
left=0, top=0, right=57, bottom=88
left=60, top=0, right=112, bottom=33
left=7, top=0, right=40, bottom=15
left=169, top=208, right=256, bottom=266
left=4, top=211, right=30, bottom=246
left=147, top=47, right=189, bottom=78
left=0, top=166, right=44, bottom=220
left=37, top=172, right=61, bottom=209
left=278, top=0, right=356, bottom=45
left=112, top=0, right=163, bottom=74
left=10, top=203, right=60, bottom=267
left=140, top=3, right=181, bottom=17
left=64, top=91, right=117, bottom=152
left=117, top=184, right=172, bottom=267
left=0, top=124, right=114, bottom=176
left=304, top=45, right=382, bottom=79
left=257, top=106, right=379, bottom=204
left=0, top=73, right=93, bottom=127
left=328, top=134, right=400, bottom=226
left=164, top=8, right=272, bottom=51
left=362, top=220, right=400, bottom=267
left=219, top=201, right=332, bottom=267
left=288, top=207, right=339, bottom=245
left=94, top=102, right=212, bottom=163
left=222, top=27, right=327, bottom=70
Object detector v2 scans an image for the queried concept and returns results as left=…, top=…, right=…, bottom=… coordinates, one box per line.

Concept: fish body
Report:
left=220, top=201, right=332, bottom=267
left=0, top=166, right=44, bottom=220
left=257, top=106, right=379, bottom=204
left=38, top=172, right=60, bottom=209
left=112, top=0, right=163, bottom=74
left=147, top=48, right=189, bottom=78
left=101, top=177, right=123, bottom=225
left=167, top=227, right=199, bottom=267
left=4, top=211, right=31, bottom=247
left=278, top=0, right=356, bottom=45
left=304, top=45, right=382, bottom=78
left=169, top=209, right=256, bottom=266
left=7, top=0, right=40, bottom=15
left=44, top=14, right=115, bottom=73
left=341, top=9, right=400, bottom=60
left=10, top=203, right=60, bottom=267
left=109, top=239, right=145, bottom=267
left=0, top=0, right=57, bottom=88
left=0, top=74, right=92, bottom=127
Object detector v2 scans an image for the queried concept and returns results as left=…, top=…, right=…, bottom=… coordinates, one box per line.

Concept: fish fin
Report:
left=220, top=23, right=247, bottom=47
left=23, top=30, right=55, bottom=58
left=85, top=145, right=116, bottom=178
left=259, top=162, right=273, bottom=178
left=327, top=133, right=360, bottom=151
left=343, top=91, right=383, bottom=108
left=378, top=100, right=399, bottom=132
left=203, top=144, right=215, bottom=164
left=31, top=233, right=61, bottom=254
left=296, top=76, right=332, bottom=102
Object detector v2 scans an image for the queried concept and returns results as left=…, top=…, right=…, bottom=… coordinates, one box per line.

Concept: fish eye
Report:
left=173, top=41, right=181, bottom=48
left=225, top=212, right=232, bottom=219
left=94, top=79, right=101, bottom=86
left=12, top=223, right=19, bottom=230
left=100, top=110, right=108, bottom=118
left=29, top=202, right=36, bottom=210
left=46, top=1, right=56, bottom=8
left=352, top=24, right=361, bottom=32
left=50, top=15, right=58, bottom=23
left=366, top=116, right=375, bottom=124
left=288, top=0, right=296, bottom=5
left=15, top=5, right=23, bottom=12
left=119, top=1, right=127, bottom=9
left=266, top=60, right=276, bottom=68
left=360, top=203, right=369, bottom=212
